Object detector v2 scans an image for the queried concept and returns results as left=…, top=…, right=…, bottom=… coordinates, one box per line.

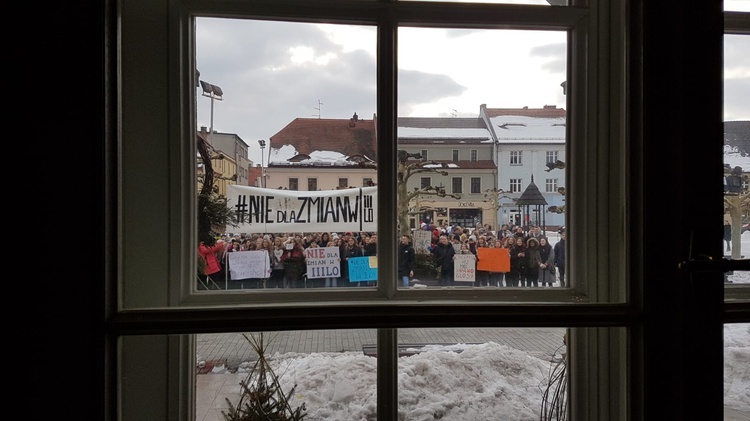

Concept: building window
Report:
left=510, top=151, right=522, bottom=165
left=421, top=149, right=428, bottom=161
left=363, top=177, right=374, bottom=187
left=471, top=177, right=481, bottom=194
left=339, top=177, right=349, bottom=188
left=546, top=150, right=558, bottom=164
left=452, top=177, right=462, bottom=194
left=546, top=178, right=558, bottom=193
left=308, top=178, right=317, bottom=191
left=421, top=177, right=431, bottom=189
left=452, top=149, right=459, bottom=162
left=510, top=178, right=522, bottom=193
left=289, top=178, right=298, bottom=191
left=471, top=150, right=478, bottom=161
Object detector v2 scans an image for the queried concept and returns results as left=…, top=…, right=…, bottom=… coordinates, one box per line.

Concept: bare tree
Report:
left=397, top=150, right=461, bottom=236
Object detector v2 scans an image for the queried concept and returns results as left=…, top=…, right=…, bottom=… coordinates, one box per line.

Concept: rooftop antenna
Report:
left=313, top=99, right=323, bottom=118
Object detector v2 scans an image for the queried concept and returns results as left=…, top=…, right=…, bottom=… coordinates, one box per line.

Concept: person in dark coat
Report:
left=554, top=232, right=566, bottom=287
left=432, top=234, right=456, bottom=286
left=538, top=237, right=555, bottom=287
left=524, top=237, right=542, bottom=287
left=508, top=236, right=526, bottom=287
left=724, top=220, right=732, bottom=252
left=398, top=234, right=416, bottom=287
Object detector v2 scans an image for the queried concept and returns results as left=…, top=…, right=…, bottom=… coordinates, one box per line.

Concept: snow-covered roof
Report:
left=269, top=144, right=372, bottom=166
left=724, top=144, right=750, bottom=172
left=398, top=127, right=492, bottom=142
left=490, top=115, right=566, bottom=143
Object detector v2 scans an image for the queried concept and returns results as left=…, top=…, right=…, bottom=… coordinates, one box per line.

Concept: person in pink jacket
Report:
left=198, top=239, right=225, bottom=289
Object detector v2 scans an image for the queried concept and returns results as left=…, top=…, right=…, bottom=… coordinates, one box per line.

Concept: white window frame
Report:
left=546, top=150, right=558, bottom=164
left=510, top=178, right=522, bottom=193
left=115, top=1, right=636, bottom=420
left=546, top=178, right=558, bottom=193
left=510, top=150, right=523, bottom=165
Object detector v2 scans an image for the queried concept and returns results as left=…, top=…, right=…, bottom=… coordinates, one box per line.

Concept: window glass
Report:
left=192, top=327, right=575, bottom=421
left=722, top=33, right=749, bottom=277
left=725, top=0, right=750, bottom=12
left=471, top=177, right=481, bottom=193
left=724, top=323, right=750, bottom=419
left=397, top=27, right=566, bottom=282
left=196, top=18, right=377, bottom=291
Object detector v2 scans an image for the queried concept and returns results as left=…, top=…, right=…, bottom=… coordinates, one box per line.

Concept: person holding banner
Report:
left=269, top=237, right=286, bottom=288
left=280, top=238, right=306, bottom=288
left=488, top=238, right=509, bottom=287
left=398, top=234, right=416, bottom=287
left=508, top=236, right=526, bottom=287
left=198, top=239, right=226, bottom=289
left=340, top=236, right=364, bottom=286
left=473, top=236, right=491, bottom=287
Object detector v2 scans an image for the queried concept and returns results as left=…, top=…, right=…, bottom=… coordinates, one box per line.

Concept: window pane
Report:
left=194, top=328, right=573, bottom=421
left=397, top=327, right=569, bottom=419
left=724, top=323, right=750, bottom=419
left=197, top=18, right=378, bottom=291
left=397, top=27, right=566, bottom=289
left=196, top=329, right=378, bottom=420
left=725, top=1, right=750, bottom=12
left=722, top=33, right=749, bottom=285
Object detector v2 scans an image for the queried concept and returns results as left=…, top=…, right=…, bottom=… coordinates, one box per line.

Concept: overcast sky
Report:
left=196, top=3, right=749, bottom=165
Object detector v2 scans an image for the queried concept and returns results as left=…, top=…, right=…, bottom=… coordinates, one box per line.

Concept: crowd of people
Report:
left=417, top=222, right=566, bottom=288
left=197, top=222, right=566, bottom=290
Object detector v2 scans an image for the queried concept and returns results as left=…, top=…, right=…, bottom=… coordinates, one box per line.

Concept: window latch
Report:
left=678, top=255, right=750, bottom=273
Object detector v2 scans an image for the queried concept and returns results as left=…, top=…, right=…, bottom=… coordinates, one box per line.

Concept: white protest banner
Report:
left=413, top=230, right=432, bottom=254
left=227, top=250, right=271, bottom=280
left=453, top=254, right=476, bottom=283
left=304, top=246, right=341, bottom=279
left=226, top=185, right=377, bottom=233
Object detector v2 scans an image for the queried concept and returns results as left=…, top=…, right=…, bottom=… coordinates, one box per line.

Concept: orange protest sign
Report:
left=477, top=248, right=509, bottom=272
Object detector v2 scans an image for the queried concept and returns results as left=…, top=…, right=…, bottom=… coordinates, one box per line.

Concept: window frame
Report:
left=471, top=176, right=481, bottom=194
left=510, top=178, right=522, bottom=193
left=546, top=150, right=558, bottom=164
left=451, top=176, right=462, bottom=194
left=110, top=1, right=741, bottom=420
left=510, top=150, right=522, bottom=165
left=545, top=177, right=558, bottom=193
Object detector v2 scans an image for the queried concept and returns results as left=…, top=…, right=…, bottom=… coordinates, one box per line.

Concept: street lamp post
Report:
left=199, top=80, right=223, bottom=142
left=258, top=139, right=266, bottom=188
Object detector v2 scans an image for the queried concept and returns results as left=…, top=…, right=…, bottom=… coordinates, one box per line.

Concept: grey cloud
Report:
left=398, top=69, right=466, bottom=115
left=530, top=42, right=566, bottom=74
